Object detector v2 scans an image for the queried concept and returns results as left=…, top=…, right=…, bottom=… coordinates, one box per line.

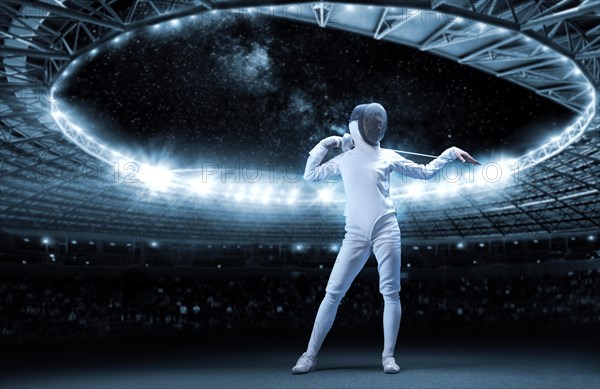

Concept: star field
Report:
left=60, top=13, right=572, bottom=168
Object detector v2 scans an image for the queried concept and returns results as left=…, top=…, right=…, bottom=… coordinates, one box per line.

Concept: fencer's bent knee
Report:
left=323, top=290, right=344, bottom=305
left=380, top=284, right=400, bottom=303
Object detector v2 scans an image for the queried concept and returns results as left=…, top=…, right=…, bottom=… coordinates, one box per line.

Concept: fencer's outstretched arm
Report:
left=387, top=146, right=479, bottom=180
left=303, top=136, right=343, bottom=181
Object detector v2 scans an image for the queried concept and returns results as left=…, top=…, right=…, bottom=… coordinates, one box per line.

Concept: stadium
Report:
left=1, top=1, right=599, bottom=388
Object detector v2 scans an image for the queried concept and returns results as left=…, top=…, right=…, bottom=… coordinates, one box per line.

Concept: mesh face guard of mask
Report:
left=348, top=103, right=388, bottom=146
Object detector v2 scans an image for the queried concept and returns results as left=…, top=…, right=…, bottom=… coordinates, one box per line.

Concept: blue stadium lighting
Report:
left=318, top=188, right=332, bottom=203
left=235, top=191, right=245, bottom=202
left=150, top=241, right=158, bottom=248
left=588, top=235, right=596, bottom=242
left=479, top=243, right=485, bottom=248
left=329, top=244, right=339, bottom=253
left=513, top=240, right=519, bottom=245
left=412, top=245, right=419, bottom=250
left=406, top=183, right=424, bottom=198
left=456, top=242, right=465, bottom=249
left=260, top=187, right=273, bottom=204
left=193, top=178, right=213, bottom=196
left=287, top=189, right=298, bottom=205
left=407, top=263, right=411, bottom=268
left=42, top=238, right=50, bottom=245
left=89, top=241, right=94, bottom=245
left=44, top=8, right=597, bottom=208
left=138, top=165, right=173, bottom=192
left=71, top=240, right=77, bottom=244
left=435, top=185, right=448, bottom=197
left=23, top=238, right=29, bottom=242
left=296, top=244, right=303, bottom=251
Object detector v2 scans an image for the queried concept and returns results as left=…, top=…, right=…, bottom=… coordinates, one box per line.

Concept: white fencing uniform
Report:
left=302, top=120, right=458, bottom=358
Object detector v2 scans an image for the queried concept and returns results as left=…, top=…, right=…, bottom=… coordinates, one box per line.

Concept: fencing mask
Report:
left=348, top=103, right=388, bottom=146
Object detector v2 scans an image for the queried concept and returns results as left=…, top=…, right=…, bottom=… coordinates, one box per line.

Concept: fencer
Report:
left=291, top=103, right=479, bottom=374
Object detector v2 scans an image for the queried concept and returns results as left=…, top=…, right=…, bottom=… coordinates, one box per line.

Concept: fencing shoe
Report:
left=291, top=352, right=317, bottom=374
left=382, top=356, right=400, bottom=374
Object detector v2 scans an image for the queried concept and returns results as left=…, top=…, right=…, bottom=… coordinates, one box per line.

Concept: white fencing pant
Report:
left=305, top=212, right=402, bottom=359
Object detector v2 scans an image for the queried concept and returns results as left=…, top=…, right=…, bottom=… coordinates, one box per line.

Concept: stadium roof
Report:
left=1, top=1, right=599, bottom=244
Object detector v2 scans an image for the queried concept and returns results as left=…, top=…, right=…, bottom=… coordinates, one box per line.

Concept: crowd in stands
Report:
left=1, top=268, right=598, bottom=343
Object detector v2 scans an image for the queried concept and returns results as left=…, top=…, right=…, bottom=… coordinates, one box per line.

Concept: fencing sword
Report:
left=392, top=150, right=437, bottom=158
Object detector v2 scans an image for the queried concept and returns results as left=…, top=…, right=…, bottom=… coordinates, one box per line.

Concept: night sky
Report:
left=60, top=12, right=572, bottom=169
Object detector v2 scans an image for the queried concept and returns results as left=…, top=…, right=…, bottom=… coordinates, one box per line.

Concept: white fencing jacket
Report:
left=304, top=121, right=458, bottom=238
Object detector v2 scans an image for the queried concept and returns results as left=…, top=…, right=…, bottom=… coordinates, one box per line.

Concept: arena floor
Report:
left=1, top=329, right=598, bottom=389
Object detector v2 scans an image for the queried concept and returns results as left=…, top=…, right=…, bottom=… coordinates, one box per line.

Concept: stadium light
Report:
left=456, top=242, right=465, bottom=249
left=436, top=185, right=448, bottom=197
left=193, top=177, right=213, bottom=196
left=235, top=190, right=245, bottom=202
left=261, top=187, right=273, bottom=204
left=287, top=189, right=298, bottom=205
left=406, top=183, right=424, bottom=198
left=139, top=165, right=173, bottom=192
left=318, top=188, right=332, bottom=202
left=588, top=235, right=596, bottom=242
left=42, top=238, right=50, bottom=245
